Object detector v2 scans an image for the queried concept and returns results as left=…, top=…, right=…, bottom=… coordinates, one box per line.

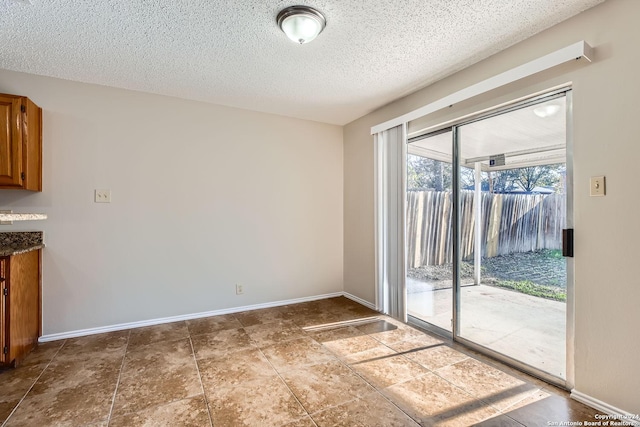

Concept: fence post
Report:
left=486, top=194, right=502, bottom=257
left=473, top=163, right=482, bottom=284
left=439, top=193, right=451, bottom=265
left=413, top=192, right=424, bottom=268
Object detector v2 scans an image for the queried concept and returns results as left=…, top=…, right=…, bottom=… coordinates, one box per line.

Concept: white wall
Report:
left=344, top=0, right=639, bottom=415
left=0, top=70, right=344, bottom=335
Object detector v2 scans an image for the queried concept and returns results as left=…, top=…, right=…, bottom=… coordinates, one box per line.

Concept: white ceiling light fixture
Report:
left=533, top=104, right=561, bottom=118
left=277, top=5, right=326, bottom=45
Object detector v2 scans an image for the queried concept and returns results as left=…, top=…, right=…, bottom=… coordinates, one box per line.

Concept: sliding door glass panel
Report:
left=406, top=130, right=454, bottom=332
left=456, top=96, right=568, bottom=379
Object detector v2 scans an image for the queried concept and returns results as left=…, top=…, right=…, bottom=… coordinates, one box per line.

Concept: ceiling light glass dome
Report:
left=277, top=6, right=326, bottom=44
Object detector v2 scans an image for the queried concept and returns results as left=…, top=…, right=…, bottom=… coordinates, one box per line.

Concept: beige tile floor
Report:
left=0, top=297, right=603, bottom=426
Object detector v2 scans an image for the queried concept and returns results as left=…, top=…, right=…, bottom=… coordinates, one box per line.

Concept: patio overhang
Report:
left=407, top=94, right=567, bottom=171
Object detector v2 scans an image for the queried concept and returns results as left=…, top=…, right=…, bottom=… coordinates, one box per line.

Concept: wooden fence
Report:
left=406, top=190, right=565, bottom=268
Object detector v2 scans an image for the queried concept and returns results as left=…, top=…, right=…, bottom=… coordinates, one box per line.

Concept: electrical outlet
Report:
left=95, top=189, right=111, bottom=203
left=235, top=284, right=244, bottom=295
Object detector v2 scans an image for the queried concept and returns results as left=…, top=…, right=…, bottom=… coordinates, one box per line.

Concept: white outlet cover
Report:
left=95, top=189, right=112, bottom=203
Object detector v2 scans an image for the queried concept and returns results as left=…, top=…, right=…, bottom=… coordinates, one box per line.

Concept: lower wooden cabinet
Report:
left=0, top=249, right=41, bottom=367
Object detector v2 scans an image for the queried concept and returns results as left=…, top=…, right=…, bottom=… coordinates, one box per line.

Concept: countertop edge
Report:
left=0, top=244, right=45, bottom=257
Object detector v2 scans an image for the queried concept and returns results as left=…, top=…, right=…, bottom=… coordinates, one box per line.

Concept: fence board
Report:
left=407, top=190, right=566, bottom=267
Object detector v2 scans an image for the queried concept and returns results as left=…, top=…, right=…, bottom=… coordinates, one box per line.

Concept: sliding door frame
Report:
left=407, top=88, right=574, bottom=390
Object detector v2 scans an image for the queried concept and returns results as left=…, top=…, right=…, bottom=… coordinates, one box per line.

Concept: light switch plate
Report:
left=590, top=176, right=605, bottom=197
left=95, top=189, right=111, bottom=203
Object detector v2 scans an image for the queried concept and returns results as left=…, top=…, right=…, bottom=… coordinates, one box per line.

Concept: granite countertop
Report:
left=0, top=232, right=44, bottom=256
left=0, top=213, right=47, bottom=221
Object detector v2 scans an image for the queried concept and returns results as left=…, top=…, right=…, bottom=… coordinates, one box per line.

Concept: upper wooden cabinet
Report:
left=0, top=94, right=42, bottom=191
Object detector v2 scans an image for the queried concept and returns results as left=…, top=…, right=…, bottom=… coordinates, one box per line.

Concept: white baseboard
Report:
left=39, top=291, right=344, bottom=342
left=571, top=390, right=640, bottom=426
left=343, top=292, right=378, bottom=311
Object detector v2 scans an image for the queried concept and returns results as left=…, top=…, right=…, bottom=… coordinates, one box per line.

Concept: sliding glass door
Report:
left=406, top=130, right=454, bottom=333
left=406, top=91, right=572, bottom=384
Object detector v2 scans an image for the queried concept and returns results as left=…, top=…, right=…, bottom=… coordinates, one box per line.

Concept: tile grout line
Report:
left=105, top=325, right=205, bottom=419
left=212, top=310, right=482, bottom=425
left=255, top=339, right=319, bottom=426
left=304, top=392, right=382, bottom=423
left=104, top=329, right=131, bottom=426
left=503, top=414, right=528, bottom=426
left=427, top=359, right=543, bottom=416
left=359, top=316, right=562, bottom=424
left=188, top=335, right=214, bottom=427
left=325, top=335, right=424, bottom=426
left=367, top=320, right=542, bottom=422
left=299, top=319, right=422, bottom=423
left=1, top=340, right=68, bottom=427
left=321, top=318, right=501, bottom=424
left=400, top=340, right=541, bottom=420
left=393, top=342, right=503, bottom=419
left=289, top=334, right=415, bottom=423
left=194, top=317, right=318, bottom=427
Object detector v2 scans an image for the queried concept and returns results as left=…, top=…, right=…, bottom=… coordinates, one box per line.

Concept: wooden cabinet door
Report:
left=0, top=95, right=24, bottom=188
left=7, top=251, right=40, bottom=365
left=0, top=257, right=7, bottom=365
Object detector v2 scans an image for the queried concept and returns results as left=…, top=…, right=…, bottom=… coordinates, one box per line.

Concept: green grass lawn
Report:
left=493, top=279, right=566, bottom=302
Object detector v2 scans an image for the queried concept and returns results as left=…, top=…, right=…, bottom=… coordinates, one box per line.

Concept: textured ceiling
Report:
left=0, top=0, right=604, bottom=125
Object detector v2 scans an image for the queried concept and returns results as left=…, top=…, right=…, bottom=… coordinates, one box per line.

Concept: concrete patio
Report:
left=407, top=278, right=566, bottom=379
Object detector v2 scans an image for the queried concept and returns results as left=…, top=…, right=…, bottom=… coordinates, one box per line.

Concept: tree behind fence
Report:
left=406, top=190, right=566, bottom=268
